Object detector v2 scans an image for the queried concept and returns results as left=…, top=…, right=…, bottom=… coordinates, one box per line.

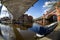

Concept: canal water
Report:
left=0, top=22, right=57, bottom=40
left=0, top=23, right=41, bottom=40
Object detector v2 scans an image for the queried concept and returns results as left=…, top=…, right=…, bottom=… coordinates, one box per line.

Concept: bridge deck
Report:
left=3, top=0, right=37, bottom=19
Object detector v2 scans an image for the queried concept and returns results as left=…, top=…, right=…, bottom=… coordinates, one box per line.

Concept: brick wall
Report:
left=55, top=2, right=60, bottom=22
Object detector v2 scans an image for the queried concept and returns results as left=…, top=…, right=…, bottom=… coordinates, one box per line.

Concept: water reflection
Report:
left=0, top=22, right=58, bottom=40
left=28, top=23, right=40, bottom=33
left=0, top=23, right=36, bottom=40
left=0, top=24, right=15, bottom=40
left=28, top=22, right=58, bottom=37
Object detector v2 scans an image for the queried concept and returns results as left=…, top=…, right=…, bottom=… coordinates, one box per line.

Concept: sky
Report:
left=0, top=5, right=9, bottom=18
left=25, top=0, right=57, bottom=19
left=25, top=0, right=48, bottom=19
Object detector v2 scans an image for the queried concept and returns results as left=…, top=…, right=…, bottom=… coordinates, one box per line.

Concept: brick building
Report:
left=55, top=2, right=60, bottom=22
left=36, top=2, right=60, bottom=26
left=44, top=2, right=60, bottom=22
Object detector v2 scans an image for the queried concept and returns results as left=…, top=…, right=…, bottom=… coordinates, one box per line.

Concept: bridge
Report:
left=1, top=0, right=37, bottom=19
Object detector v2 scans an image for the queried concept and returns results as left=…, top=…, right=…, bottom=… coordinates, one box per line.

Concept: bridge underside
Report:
left=2, top=0, right=37, bottom=19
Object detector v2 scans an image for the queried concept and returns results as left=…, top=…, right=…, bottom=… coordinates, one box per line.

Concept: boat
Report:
left=35, top=22, right=58, bottom=38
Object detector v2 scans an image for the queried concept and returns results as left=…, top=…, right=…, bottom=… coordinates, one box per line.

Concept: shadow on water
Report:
left=46, top=29, right=60, bottom=40
left=12, top=23, right=36, bottom=40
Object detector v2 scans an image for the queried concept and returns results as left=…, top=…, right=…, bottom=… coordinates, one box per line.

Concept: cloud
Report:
left=44, top=8, right=51, bottom=13
left=43, top=1, right=57, bottom=14
left=43, top=1, right=51, bottom=7
left=43, top=1, right=56, bottom=8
